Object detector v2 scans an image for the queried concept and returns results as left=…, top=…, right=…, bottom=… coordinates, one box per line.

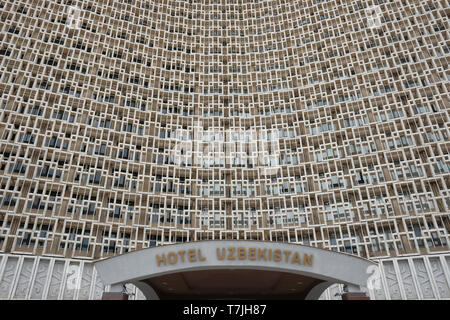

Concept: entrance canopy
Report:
left=94, top=240, right=376, bottom=299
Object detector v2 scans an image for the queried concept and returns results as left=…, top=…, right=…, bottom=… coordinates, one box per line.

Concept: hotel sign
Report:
left=155, top=247, right=313, bottom=267
left=95, top=240, right=376, bottom=293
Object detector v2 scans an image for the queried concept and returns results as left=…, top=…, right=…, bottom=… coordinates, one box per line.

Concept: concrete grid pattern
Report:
left=0, top=0, right=449, bottom=298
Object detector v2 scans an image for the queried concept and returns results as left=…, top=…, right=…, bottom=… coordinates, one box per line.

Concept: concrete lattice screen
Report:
left=0, top=0, right=449, bottom=299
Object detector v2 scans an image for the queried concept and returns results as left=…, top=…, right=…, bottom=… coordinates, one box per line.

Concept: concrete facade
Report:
left=0, top=0, right=449, bottom=299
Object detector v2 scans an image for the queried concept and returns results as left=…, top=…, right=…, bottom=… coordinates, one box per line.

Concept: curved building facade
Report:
left=0, top=0, right=449, bottom=299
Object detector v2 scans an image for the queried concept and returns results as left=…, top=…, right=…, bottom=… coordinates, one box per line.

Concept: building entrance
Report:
left=95, top=240, right=375, bottom=300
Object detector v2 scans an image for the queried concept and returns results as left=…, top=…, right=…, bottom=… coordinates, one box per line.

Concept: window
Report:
left=356, top=172, right=365, bottom=184
left=434, top=160, right=449, bottom=174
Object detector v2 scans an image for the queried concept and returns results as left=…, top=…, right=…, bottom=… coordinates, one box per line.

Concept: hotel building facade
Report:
left=0, top=0, right=449, bottom=299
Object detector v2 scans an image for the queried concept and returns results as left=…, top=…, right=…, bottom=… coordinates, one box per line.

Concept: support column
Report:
left=131, top=281, right=160, bottom=300
left=341, top=284, right=370, bottom=300
left=304, top=281, right=334, bottom=300
left=102, top=283, right=129, bottom=300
